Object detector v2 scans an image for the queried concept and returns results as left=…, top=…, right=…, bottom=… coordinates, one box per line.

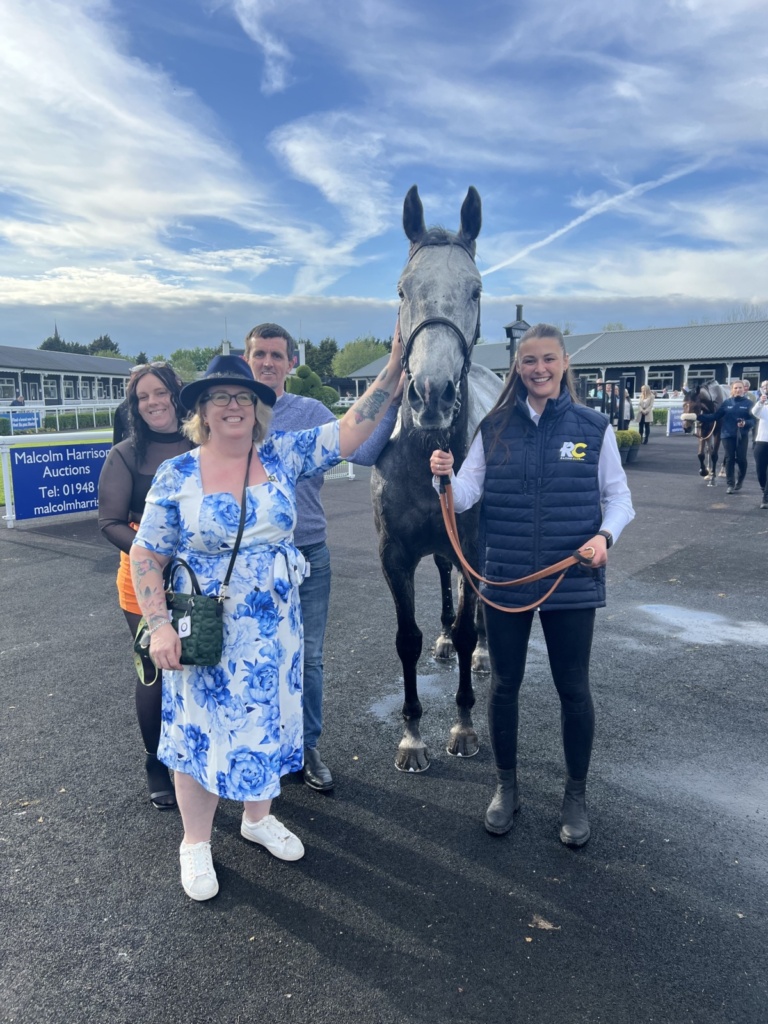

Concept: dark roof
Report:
left=567, top=321, right=768, bottom=365
left=0, top=344, right=131, bottom=376
left=349, top=320, right=768, bottom=378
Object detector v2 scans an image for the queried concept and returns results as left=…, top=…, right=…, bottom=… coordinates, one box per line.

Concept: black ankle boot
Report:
left=484, top=768, right=520, bottom=835
left=145, top=751, right=176, bottom=811
left=559, top=777, right=590, bottom=846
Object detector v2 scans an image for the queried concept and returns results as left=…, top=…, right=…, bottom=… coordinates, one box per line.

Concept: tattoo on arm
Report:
left=353, top=387, right=390, bottom=424
left=131, top=553, right=169, bottom=628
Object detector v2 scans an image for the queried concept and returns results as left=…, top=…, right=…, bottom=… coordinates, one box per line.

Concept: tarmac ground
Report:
left=1, top=431, right=767, bottom=1024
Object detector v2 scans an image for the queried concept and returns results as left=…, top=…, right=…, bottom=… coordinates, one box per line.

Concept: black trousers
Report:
left=639, top=413, right=651, bottom=442
left=754, top=441, right=768, bottom=497
left=485, top=605, right=596, bottom=781
left=722, top=434, right=749, bottom=487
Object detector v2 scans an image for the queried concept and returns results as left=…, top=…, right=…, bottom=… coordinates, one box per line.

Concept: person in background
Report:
left=244, top=323, right=399, bottom=792
left=637, top=384, right=654, bottom=444
left=752, top=382, right=768, bottom=509
left=130, top=346, right=403, bottom=901
left=698, top=380, right=754, bottom=494
left=429, top=323, right=634, bottom=848
left=11, top=392, right=25, bottom=406
left=99, top=363, right=192, bottom=809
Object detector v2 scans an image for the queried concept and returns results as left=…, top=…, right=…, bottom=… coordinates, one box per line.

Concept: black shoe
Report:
left=303, top=747, right=334, bottom=791
left=484, top=769, right=520, bottom=835
left=726, top=485, right=735, bottom=494
left=560, top=777, right=590, bottom=846
left=145, top=752, right=176, bottom=810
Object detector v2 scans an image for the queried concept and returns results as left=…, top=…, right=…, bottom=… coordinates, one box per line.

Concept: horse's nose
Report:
left=407, top=376, right=457, bottom=426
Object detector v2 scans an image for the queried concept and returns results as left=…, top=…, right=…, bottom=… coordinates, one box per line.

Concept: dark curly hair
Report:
left=126, top=364, right=185, bottom=464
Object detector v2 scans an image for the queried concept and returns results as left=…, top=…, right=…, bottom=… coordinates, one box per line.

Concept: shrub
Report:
left=614, top=429, right=633, bottom=448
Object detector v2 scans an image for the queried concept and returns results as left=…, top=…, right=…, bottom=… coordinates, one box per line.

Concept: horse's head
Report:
left=397, top=185, right=482, bottom=430
left=681, top=385, right=700, bottom=433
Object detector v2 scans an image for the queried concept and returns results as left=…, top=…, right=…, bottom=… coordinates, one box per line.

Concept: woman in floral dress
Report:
left=131, top=343, right=403, bottom=901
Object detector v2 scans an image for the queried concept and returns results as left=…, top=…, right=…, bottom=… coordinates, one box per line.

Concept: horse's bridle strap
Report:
left=438, top=480, right=595, bottom=614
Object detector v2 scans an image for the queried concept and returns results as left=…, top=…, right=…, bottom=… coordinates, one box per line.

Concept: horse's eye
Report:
left=397, top=287, right=405, bottom=300
left=472, top=287, right=481, bottom=301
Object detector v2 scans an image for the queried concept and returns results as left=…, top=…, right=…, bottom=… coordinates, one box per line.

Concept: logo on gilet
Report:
left=559, top=441, right=587, bottom=461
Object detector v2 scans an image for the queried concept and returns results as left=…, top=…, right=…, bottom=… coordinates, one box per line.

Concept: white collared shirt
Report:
left=433, top=399, right=635, bottom=542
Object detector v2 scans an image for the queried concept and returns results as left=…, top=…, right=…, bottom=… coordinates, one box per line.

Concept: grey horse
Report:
left=371, top=185, right=503, bottom=772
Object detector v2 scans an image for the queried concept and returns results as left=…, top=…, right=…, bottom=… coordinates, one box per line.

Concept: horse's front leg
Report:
left=710, top=440, right=720, bottom=484
left=433, top=554, right=456, bottom=661
left=697, top=445, right=708, bottom=477
left=381, top=548, right=429, bottom=772
left=446, top=573, right=479, bottom=758
left=471, top=598, right=490, bottom=674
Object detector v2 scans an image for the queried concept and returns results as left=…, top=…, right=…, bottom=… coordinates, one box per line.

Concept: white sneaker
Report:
left=240, top=814, right=305, bottom=861
left=179, top=840, right=219, bottom=901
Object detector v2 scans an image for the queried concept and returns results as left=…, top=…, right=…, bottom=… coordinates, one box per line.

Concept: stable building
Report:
left=0, top=345, right=131, bottom=406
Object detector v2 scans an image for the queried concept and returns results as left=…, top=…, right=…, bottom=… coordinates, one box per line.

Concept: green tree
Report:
left=134, top=352, right=148, bottom=364
left=332, top=337, right=390, bottom=377
left=601, top=322, right=625, bottom=332
left=286, top=365, right=339, bottom=409
left=89, top=334, right=120, bottom=355
left=169, top=346, right=221, bottom=380
left=39, top=327, right=88, bottom=354
left=304, top=337, right=338, bottom=379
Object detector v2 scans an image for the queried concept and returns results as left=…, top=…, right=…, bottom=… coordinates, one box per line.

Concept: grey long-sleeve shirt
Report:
left=270, top=393, right=397, bottom=548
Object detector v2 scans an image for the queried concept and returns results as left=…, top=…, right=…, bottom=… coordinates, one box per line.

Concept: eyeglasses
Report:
left=202, top=391, right=257, bottom=407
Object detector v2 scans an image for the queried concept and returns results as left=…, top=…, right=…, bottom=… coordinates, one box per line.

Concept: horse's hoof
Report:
left=395, top=756, right=430, bottom=773
left=433, top=635, right=455, bottom=661
left=446, top=726, right=480, bottom=758
left=471, top=649, right=491, bottom=674
left=699, top=469, right=708, bottom=477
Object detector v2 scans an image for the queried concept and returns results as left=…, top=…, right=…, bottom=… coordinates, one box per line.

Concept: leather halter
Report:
left=400, top=239, right=481, bottom=384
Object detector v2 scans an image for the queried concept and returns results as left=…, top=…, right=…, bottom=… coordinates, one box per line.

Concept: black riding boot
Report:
left=559, top=776, right=590, bottom=847
left=484, top=768, right=520, bottom=835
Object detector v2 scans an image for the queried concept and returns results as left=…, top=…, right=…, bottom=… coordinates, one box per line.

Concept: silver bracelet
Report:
left=148, top=617, right=170, bottom=635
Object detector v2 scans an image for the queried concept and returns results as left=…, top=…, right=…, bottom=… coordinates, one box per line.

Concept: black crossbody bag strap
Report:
left=165, top=446, right=253, bottom=602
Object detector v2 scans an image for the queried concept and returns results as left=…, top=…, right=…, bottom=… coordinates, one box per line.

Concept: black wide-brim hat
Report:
left=179, top=355, right=277, bottom=412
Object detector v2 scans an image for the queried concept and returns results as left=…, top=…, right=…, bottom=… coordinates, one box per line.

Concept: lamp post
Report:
left=504, top=304, right=530, bottom=367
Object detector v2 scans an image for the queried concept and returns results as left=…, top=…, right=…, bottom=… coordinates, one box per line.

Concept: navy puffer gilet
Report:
left=479, top=387, right=609, bottom=611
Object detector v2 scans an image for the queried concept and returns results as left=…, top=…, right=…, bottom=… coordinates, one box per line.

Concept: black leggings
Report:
left=722, top=434, right=749, bottom=487
left=639, top=413, right=651, bottom=442
left=485, top=606, right=595, bottom=781
left=123, top=610, right=163, bottom=755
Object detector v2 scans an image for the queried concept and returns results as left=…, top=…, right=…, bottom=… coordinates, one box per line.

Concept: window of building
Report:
left=43, top=377, right=59, bottom=400
left=0, top=377, right=16, bottom=400
left=112, top=379, right=125, bottom=399
left=647, top=370, right=675, bottom=394
left=80, top=379, right=93, bottom=400
left=63, top=379, right=76, bottom=400
left=97, top=379, right=110, bottom=399
left=24, top=382, right=41, bottom=401
left=686, top=368, right=717, bottom=388
left=742, top=366, right=760, bottom=389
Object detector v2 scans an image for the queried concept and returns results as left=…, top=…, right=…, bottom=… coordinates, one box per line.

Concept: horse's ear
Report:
left=459, top=186, right=482, bottom=243
left=403, top=185, right=426, bottom=244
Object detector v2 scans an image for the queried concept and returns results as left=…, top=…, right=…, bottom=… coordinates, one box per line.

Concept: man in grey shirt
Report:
left=245, top=323, right=397, bottom=791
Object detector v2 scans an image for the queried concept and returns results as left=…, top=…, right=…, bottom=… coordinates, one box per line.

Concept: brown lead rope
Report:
left=438, top=478, right=596, bottom=614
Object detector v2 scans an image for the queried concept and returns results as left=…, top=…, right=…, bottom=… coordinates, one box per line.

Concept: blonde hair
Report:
left=640, top=384, right=652, bottom=398
left=182, top=396, right=272, bottom=445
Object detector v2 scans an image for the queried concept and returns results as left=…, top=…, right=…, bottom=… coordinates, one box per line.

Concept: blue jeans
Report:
left=298, top=542, right=331, bottom=749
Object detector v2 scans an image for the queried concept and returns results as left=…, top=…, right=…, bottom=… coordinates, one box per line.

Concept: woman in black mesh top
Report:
left=99, top=364, right=192, bottom=809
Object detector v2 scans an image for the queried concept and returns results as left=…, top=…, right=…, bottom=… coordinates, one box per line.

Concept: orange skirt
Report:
left=117, top=522, right=141, bottom=615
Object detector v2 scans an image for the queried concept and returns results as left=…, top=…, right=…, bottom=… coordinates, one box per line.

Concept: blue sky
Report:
left=1, top=0, right=767, bottom=357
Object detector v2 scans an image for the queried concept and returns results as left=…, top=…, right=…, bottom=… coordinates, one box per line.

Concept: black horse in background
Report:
left=371, top=186, right=503, bottom=772
left=681, top=381, right=728, bottom=484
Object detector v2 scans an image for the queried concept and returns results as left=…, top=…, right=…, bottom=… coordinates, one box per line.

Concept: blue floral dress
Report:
left=133, top=422, right=341, bottom=801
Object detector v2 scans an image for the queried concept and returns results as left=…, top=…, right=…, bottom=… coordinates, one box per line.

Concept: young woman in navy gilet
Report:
left=430, top=324, right=634, bottom=847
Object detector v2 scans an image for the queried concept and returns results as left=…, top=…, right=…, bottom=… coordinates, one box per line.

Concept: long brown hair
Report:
left=483, top=323, right=579, bottom=457
left=126, top=364, right=185, bottom=464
